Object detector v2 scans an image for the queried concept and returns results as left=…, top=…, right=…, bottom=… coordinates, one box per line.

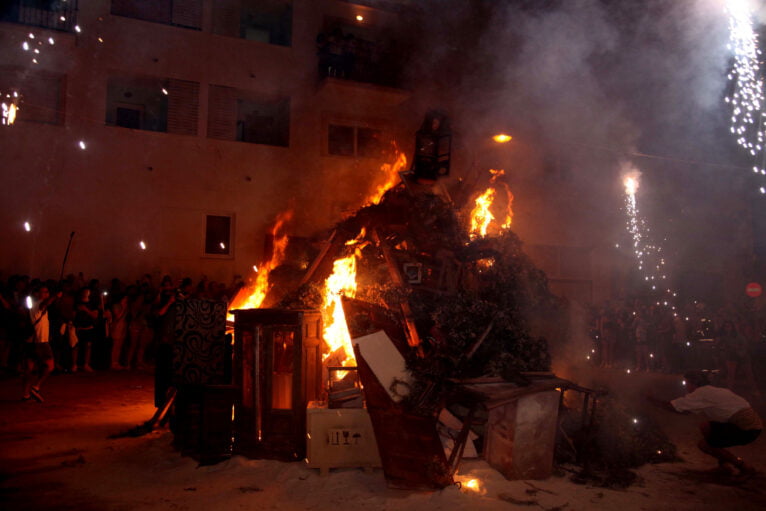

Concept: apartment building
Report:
left=0, top=0, right=418, bottom=282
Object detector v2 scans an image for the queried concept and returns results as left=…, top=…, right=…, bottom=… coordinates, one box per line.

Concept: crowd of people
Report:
left=590, top=296, right=764, bottom=392
left=0, top=272, right=243, bottom=401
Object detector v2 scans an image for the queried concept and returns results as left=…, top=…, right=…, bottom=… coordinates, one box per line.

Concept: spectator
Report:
left=22, top=284, right=61, bottom=401
left=73, top=287, right=99, bottom=372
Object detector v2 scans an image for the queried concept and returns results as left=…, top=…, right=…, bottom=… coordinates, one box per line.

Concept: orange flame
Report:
left=321, top=253, right=358, bottom=366
left=469, top=169, right=514, bottom=240
left=229, top=210, right=293, bottom=314
left=367, top=147, right=407, bottom=206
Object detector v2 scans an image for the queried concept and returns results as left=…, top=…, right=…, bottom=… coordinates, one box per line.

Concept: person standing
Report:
left=109, top=292, right=129, bottom=370
left=73, top=288, right=99, bottom=372
left=717, top=320, right=758, bottom=394
left=22, top=284, right=61, bottom=402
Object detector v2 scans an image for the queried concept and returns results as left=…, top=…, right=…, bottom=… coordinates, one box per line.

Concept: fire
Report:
left=367, top=147, right=407, bottom=206
left=469, top=169, right=514, bottom=240
left=470, top=187, right=496, bottom=239
left=229, top=210, right=293, bottom=316
left=624, top=176, right=638, bottom=195
left=321, top=253, right=358, bottom=366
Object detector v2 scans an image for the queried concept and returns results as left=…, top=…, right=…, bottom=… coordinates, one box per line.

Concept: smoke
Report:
left=394, top=0, right=751, bottom=372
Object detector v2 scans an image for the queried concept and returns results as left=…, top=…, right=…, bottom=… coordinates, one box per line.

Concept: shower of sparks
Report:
left=724, top=0, right=766, bottom=193
left=622, top=170, right=679, bottom=314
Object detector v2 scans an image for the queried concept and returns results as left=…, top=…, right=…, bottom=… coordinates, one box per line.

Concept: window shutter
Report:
left=207, top=85, right=237, bottom=140
left=171, top=0, right=203, bottom=29
left=211, top=0, right=241, bottom=37
left=167, top=79, right=199, bottom=135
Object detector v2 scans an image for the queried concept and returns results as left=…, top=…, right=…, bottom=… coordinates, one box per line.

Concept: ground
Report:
left=1, top=367, right=765, bottom=511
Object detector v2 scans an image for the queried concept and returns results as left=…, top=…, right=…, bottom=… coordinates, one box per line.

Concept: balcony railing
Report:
left=0, top=0, right=79, bottom=33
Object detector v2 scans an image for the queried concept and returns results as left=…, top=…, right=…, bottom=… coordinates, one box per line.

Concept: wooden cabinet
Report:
left=232, top=309, right=323, bottom=460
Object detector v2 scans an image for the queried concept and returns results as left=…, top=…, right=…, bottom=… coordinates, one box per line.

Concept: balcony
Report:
left=0, top=0, right=79, bottom=32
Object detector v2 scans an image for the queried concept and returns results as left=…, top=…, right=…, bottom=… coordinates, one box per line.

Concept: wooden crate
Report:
left=306, top=401, right=381, bottom=475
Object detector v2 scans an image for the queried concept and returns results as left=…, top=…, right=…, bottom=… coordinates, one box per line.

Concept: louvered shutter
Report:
left=171, top=0, right=203, bottom=29
left=207, top=85, right=237, bottom=140
left=211, top=0, right=241, bottom=37
left=167, top=79, right=199, bottom=135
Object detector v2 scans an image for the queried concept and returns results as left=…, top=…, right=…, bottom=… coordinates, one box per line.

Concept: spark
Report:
left=25, top=296, right=32, bottom=309
left=22, top=41, right=29, bottom=51
left=78, top=140, right=86, bottom=150
left=219, top=242, right=226, bottom=250
left=724, top=1, right=766, bottom=193
left=356, top=15, right=364, bottom=21
left=28, top=33, right=34, bottom=39
left=74, top=25, right=81, bottom=33
left=48, top=37, right=54, bottom=45
left=139, top=240, right=147, bottom=250
left=492, top=133, right=512, bottom=143
left=161, top=88, right=168, bottom=95
left=632, top=418, right=639, bottom=424
left=621, top=166, right=678, bottom=310
left=23, top=221, right=31, bottom=232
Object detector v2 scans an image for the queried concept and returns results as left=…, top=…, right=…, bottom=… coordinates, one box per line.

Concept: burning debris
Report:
left=275, top=182, right=561, bottom=410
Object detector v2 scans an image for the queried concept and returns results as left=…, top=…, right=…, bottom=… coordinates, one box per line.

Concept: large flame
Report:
left=469, top=169, right=514, bottom=240
left=229, top=210, right=293, bottom=316
left=321, top=253, right=358, bottom=366
left=367, top=147, right=407, bottom=206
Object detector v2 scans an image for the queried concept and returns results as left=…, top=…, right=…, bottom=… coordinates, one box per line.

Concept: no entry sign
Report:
left=746, top=282, right=762, bottom=298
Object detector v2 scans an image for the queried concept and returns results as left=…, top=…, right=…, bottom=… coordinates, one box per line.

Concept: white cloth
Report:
left=671, top=385, right=750, bottom=422
left=29, top=299, right=49, bottom=344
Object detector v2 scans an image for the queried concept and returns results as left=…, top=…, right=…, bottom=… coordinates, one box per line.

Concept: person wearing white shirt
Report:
left=649, top=370, right=761, bottom=477
left=22, top=285, right=61, bottom=402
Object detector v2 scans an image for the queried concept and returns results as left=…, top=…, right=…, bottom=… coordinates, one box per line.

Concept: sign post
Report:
left=746, top=282, right=762, bottom=298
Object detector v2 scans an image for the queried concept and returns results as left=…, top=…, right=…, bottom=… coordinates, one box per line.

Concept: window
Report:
left=208, top=85, right=289, bottom=146
left=0, top=0, right=79, bottom=32
left=204, top=215, right=232, bottom=256
left=106, top=76, right=199, bottom=135
left=212, top=0, right=292, bottom=46
left=328, top=123, right=382, bottom=158
left=0, top=68, right=65, bottom=125
left=111, top=0, right=202, bottom=30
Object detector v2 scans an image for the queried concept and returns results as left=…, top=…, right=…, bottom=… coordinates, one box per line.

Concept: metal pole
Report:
left=59, top=231, right=75, bottom=282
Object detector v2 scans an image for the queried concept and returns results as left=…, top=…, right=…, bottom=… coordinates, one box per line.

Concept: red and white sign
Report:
left=746, top=282, right=762, bottom=298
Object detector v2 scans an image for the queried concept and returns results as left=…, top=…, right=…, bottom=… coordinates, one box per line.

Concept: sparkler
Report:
left=724, top=0, right=766, bottom=193
left=621, top=168, right=679, bottom=314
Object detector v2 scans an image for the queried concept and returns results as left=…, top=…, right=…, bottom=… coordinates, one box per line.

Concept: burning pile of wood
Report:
left=276, top=182, right=564, bottom=415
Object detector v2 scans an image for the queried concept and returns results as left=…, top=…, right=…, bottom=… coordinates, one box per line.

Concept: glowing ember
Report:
left=2, top=102, right=17, bottom=125
left=367, top=148, right=407, bottom=206
left=229, top=210, right=293, bottom=314
left=469, top=169, right=513, bottom=240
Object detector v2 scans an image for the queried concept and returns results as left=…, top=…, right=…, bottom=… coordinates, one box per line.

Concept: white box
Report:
left=306, top=401, right=382, bottom=475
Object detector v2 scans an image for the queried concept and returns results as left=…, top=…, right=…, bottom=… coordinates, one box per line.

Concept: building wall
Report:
left=0, top=0, right=412, bottom=283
